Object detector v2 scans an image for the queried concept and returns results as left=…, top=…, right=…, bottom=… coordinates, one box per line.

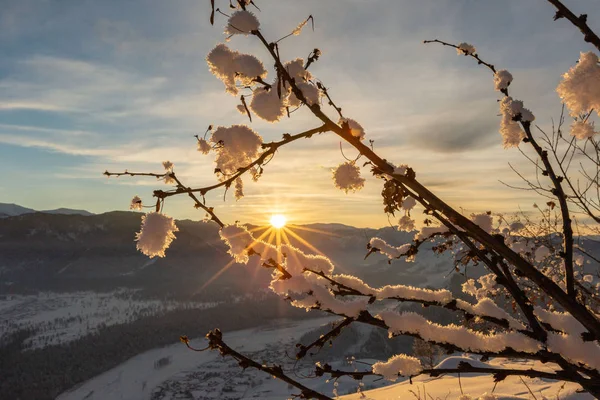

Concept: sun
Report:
left=270, top=214, right=287, bottom=229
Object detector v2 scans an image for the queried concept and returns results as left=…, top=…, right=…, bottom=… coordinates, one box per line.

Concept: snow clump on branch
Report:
left=457, top=42, right=476, bottom=55
left=415, top=225, right=449, bottom=241
left=402, top=196, right=417, bottom=211
left=207, top=44, right=267, bottom=95
left=288, top=82, right=321, bottom=107
left=225, top=10, right=259, bottom=36
left=130, top=195, right=143, bottom=211
left=556, top=51, right=600, bottom=118
left=499, top=97, right=534, bottom=148
left=284, top=58, right=312, bottom=82
left=339, top=117, right=366, bottom=140
left=378, top=311, right=541, bottom=354
left=332, top=162, right=365, bottom=193
left=570, top=120, right=597, bottom=140
left=250, top=87, right=287, bottom=122
left=398, top=215, right=416, bottom=231
left=197, top=138, right=212, bottom=154
left=135, top=212, right=178, bottom=258
left=493, top=69, right=513, bottom=91
left=369, top=237, right=411, bottom=259
left=210, top=125, right=263, bottom=178
left=372, top=354, right=422, bottom=381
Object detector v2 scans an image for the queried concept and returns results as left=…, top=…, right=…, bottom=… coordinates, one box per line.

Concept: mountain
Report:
left=0, top=211, right=469, bottom=300
left=0, top=203, right=94, bottom=218
left=0, top=203, right=36, bottom=218
left=39, top=208, right=94, bottom=216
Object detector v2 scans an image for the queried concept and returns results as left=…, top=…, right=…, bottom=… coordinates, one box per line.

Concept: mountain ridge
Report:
left=0, top=203, right=94, bottom=217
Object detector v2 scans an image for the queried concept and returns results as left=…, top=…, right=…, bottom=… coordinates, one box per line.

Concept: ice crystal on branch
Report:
left=234, top=177, right=244, bottom=200
left=250, top=87, right=287, bottom=122
left=219, top=224, right=278, bottom=265
left=556, top=51, right=600, bottom=117
left=288, top=82, right=321, bottom=107
left=457, top=42, right=476, bottom=55
left=225, top=10, right=259, bottom=36
left=369, top=237, right=411, bottom=259
left=372, top=354, right=422, bottom=381
left=162, top=161, right=174, bottom=171
left=415, top=225, right=449, bottom=241
left=402, top=196, right=417, bottom=211
left=493, top=69, right=513, bottom=91
left=570, top=120, right=597, bottom=139
left=378, top=311, right=541, bottom=353
left=135, top=212, right=178, bottom=258
left=197, top=138, right=212, bottom=154
left=210, top=124, right=262, bottom=178
left=163, top=173, right=175, bottom=185
left=393, top=164, right=408, bottom=175
left=462, top=274, right=497, bottom=300
left=130, top=195, right=143, bottom=211
left=291, top=16, right=311, bottom=36
left=398, top=215, right=416, bottom=231
left=499, top=97, right=527, bottom=147
left=207, top=44, right=266, bottom=95
left=339, top=117, right=366, bottom=140
left=283, top=58, right=312, bottom=82
left=332, top=162, right=365, bottom=193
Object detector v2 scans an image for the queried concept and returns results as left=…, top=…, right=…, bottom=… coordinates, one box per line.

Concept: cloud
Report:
left=405, top=112, right=499, bottom=153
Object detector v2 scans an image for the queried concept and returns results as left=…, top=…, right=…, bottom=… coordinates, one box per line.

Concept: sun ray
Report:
left=266, top=228, right=276, bottom=247
left=282, top=226, right=329, bottom=258
left=276, top=228, right=283, bottom=263
left=280, top=228, right=304, bottom=273
left=195, top=257, right=238, bottom=295
left=248, top=225, right=268, bottom=233
left=197, top=227, right=276, bottom=295
left=252, top=226, right=273, bottom=244
left=287, top=224, right=342, bottom=238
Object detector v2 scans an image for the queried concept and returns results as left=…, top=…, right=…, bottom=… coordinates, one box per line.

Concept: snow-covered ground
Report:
left=57, top=317, right=343, bottom=400
left=0, top=290, right=217, bottom=348
left=56, top=317, right=593, bottom=400
left=343, top=356, right=593, bottom=400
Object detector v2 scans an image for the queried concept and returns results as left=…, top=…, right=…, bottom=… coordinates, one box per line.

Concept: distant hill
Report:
left=0, top=210, right=476, bottom=300
left=0, top=203, right=93, bottom=218
left=40, top=208, right=94, bottom=216
left=0, top=203, right=36, bottom=217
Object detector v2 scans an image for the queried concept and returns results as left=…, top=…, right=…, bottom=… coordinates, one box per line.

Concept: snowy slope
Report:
left=56, top=317, right=594, bottom=400
left=0, top=290, right=218, bottom=349
left=342, top=357, right=593, bottom=400
left=56, top=317, right=339, bottom=400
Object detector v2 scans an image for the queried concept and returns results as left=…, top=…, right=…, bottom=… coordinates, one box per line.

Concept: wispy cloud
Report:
left=1, top=0, right=598, bottom=225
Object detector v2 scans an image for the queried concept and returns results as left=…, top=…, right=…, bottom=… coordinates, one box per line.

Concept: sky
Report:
left=1, top=0, right=599, bottom=228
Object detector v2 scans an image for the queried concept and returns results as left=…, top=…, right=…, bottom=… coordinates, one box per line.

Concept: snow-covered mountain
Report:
left=0, top=211, right=468, bottom=298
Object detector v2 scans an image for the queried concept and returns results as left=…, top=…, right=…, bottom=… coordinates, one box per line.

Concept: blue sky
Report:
left=1, top=0, right=599, bottom=227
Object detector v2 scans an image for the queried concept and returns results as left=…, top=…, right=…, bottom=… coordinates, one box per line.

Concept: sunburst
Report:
left=270, top=214, right=287, bottom=228
left=197, top=213, right=334, bottom=293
